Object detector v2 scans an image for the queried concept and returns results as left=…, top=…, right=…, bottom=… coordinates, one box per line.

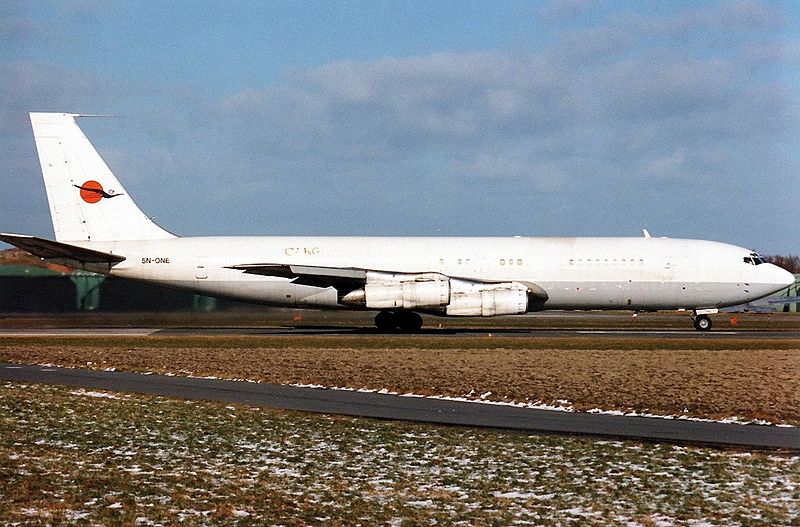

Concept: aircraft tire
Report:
left=693, top=315, right=712, bottom=331
left=396, top=311, right=423, bottom=332
left=375, top=311, right=397, bottom=332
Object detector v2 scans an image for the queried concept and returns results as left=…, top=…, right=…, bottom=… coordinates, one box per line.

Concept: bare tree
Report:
left=764, top=255, right=800, bottom=274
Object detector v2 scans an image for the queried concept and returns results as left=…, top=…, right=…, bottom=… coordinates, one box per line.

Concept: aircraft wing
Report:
left=0, top=233, right=126, bottom=264
left=225, top=263, right=549, bottom=302
left=225, top=263, right=367, bottom=289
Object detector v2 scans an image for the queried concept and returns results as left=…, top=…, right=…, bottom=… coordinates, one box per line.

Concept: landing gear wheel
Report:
left=374, top=311, right=397, bottom=332
left=395, top=311, right=423, bottom=332
left=693, top=315, right=712, bottom=331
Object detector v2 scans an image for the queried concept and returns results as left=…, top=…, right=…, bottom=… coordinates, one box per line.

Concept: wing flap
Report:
left=0, top=233, right=126, bottom=264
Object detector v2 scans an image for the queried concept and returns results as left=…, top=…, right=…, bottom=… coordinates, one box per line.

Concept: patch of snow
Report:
left=493, top=491, right=555, bottom=500
left=70, top=389, right=121, bottom=400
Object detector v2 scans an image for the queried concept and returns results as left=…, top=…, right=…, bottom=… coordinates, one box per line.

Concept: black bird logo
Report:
left=74, top=183, right=124, bottom=199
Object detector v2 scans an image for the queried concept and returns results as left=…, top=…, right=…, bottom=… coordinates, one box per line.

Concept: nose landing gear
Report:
left=374, top=310, right=423, bottom=332
left=693, top=315, right=712, bottom=331
left=692, top=308, right=717, bottom=331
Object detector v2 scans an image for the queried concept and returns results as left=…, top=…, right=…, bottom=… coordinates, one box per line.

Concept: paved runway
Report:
left=2, top=326, right=800, bottom=340
left=2, top=361, right=798, bottom=451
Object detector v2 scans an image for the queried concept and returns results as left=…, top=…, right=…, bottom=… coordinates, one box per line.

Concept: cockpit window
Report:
left=744, top=252, right=765, bottom=265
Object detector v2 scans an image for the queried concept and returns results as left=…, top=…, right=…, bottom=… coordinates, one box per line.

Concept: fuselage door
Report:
left=196, top=262, right=208, bottom=280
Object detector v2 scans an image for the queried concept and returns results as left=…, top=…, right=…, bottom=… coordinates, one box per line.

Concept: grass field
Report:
left=1, top=319, right=798, bottom=425
left=2, top=382, right=798, bottom=526
left=2, top=312, right=798, bottom=525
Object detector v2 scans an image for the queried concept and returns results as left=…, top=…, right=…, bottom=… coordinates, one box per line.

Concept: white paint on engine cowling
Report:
left=364, top=280, right=450, bottom=309
left=342, top=271, right=450, bottom=309
left=445, top=278, right=528, bottom=316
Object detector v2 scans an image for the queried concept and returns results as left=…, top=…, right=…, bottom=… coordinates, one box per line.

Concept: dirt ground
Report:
left=1, top=315, right=798, bottom=425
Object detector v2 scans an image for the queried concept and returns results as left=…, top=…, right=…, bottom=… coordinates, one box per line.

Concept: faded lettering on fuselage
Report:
left=284, top=247, right=320, bottom=256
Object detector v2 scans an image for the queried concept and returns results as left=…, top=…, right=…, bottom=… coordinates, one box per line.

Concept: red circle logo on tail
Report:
left=78, top=180, right=104, bottom=203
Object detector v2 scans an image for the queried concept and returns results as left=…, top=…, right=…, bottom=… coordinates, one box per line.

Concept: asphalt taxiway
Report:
left=2, top=361, right=798, bottom=450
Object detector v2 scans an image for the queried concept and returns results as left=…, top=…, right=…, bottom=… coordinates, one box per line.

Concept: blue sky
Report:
left=2, top=0, right=799, bottom=253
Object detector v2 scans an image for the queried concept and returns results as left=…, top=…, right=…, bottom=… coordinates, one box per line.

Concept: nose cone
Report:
left=747, top=264, right=795, bottom=302
left=766, top=263, right=796, bottom=290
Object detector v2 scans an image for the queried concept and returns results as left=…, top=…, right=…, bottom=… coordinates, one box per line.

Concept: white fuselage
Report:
left=86, top=235, right=791, bottom=312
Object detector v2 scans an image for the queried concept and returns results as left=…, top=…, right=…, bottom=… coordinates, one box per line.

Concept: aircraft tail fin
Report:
left=29, top=112, right=176, bottom=242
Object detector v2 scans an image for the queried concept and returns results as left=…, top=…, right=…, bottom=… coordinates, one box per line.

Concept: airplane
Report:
left=0, top=113, right=795, bottom=331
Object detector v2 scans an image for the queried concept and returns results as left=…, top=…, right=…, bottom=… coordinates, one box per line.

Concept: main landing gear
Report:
left=374, top=310, right=423, bottom=332
left=692, top=308, right=717, bottom=331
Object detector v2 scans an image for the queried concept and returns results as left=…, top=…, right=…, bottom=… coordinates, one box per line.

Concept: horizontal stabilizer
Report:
left=226, top=263, right=366, bottom=288
left=0, top=233, right=125, bottom=264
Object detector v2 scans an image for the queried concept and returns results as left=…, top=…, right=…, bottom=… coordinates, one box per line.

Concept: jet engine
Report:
left=446, top=278, right=529, bottom=316
left=341, top=272, right=450, bottom=309
left=340, top=272, right=544, bottom=316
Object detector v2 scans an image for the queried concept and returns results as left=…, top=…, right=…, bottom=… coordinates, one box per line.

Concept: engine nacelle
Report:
left=341, top=272, right=450, bottom=309
left=445, top=279, right=529, bottom=316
